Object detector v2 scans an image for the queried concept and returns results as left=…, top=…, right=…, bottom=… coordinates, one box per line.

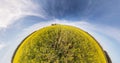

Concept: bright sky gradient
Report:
left=0, top=0, right=120, bottom=63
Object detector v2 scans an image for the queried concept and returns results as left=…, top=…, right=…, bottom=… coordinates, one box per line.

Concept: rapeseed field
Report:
left=12, top=24, right=107, bottom=63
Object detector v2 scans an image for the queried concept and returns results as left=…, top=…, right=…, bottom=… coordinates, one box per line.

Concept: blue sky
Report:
left=0, top=0, right=120, bottom=63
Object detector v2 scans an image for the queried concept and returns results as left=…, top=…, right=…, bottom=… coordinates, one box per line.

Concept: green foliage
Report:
left=12, top=24, right=107, bottom=63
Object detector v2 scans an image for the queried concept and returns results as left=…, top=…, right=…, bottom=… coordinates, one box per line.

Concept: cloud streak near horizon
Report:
left=0, top=0, right=45, bottom=28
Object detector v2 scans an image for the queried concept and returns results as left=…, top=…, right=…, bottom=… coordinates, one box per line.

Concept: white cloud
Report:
left=22, top=19, right=120, bottom=44
left=77, top=22, right=120, bottom=43
left=22, top=19, right=60, bottom=33
left=22, top=19, right=90, bottom=34
left=0, top=43, right=5, bottom=50
left=102, top=27, right=120, bottom=42
left=0, top=0, right=44, bottom=28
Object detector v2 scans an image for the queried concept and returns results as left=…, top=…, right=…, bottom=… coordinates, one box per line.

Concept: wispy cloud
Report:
left=0, top=0, right=44, bottom=28
left=22, top=19, right=120, bottom=43
left=22, top=19, right=90, bottom=34
left=93, top=25, right=120, bottom=42
left=21, top=19, right=120, bottom=44
left=0, top=43, right=5, bottom=50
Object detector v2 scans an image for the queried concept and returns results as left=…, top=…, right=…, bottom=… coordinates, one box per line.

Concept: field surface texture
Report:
left=12, top=24, right=107, bottom=63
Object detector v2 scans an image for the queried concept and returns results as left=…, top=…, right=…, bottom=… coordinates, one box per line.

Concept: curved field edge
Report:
left=12, top=24, right=108, bottom=63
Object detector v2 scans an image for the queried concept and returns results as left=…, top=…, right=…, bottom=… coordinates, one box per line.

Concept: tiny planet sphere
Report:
left=12, top=24, right=110, bottom=63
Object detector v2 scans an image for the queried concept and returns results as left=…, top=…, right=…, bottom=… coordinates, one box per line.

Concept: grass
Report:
left=12, top=24, right=107, bottom=63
